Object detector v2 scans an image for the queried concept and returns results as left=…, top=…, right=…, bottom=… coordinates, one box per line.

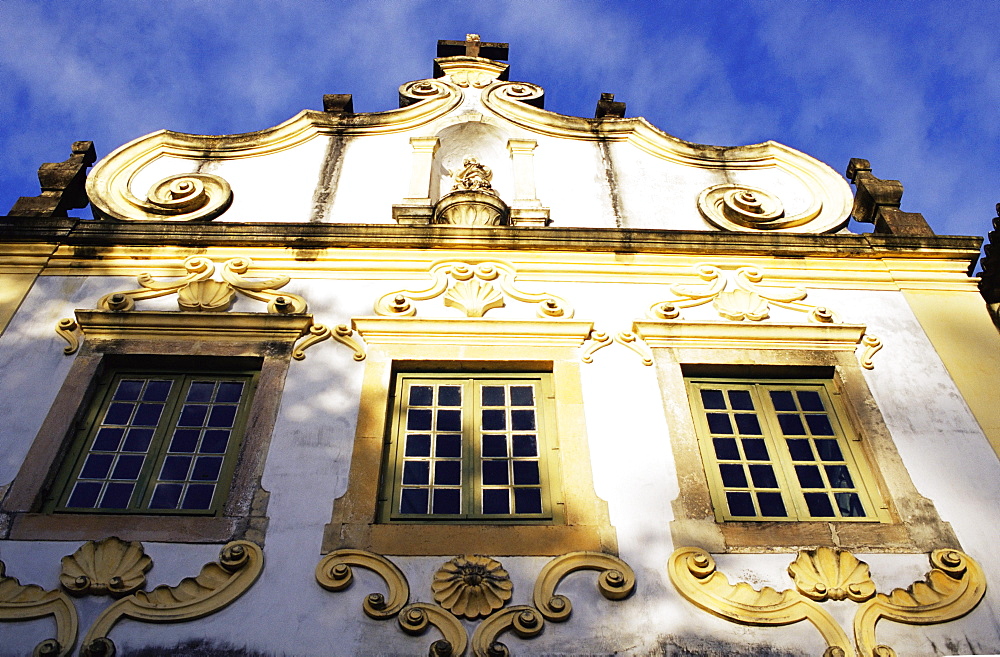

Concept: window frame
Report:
left=686, top=377, right=886, bottom=523
left=382, top=372, right=558, bottom=523
left=43, top=361, right=261, bottom=516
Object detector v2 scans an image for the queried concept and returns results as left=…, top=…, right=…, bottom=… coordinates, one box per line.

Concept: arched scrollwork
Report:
left=532, top=551, right=636, bottom=622
left=0, top=561, right=79, bottom=657
left=400, top=79, right=458, bottom=107
left=398, top=602, right=468, bottom=656
left=94, top=172, right=233, bottom=222
left=315, top=549, right=409, bottom=619
left=698, top=183, right=829, bottom=233
left=483, top=81, right=545, bottom=109
left=470, top=605, right=545, bottom=657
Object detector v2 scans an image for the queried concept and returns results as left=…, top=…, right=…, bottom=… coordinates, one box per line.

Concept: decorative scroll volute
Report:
left=91, top=172, right=233, bottom=222
left=59, top=537, right=152, bottom=598
left=470, top=605, right=545, bottom=657
left=315, top=549, right=410, bottom=619
left=0, top=561, right=79, bottom=657
left=532, top=551, right=636, bottom=622
left=697, top=183, right=830, bottom=233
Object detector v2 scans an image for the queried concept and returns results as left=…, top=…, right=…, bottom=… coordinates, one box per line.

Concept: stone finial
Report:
left=436, top=34, right=509, bottom=60
left=845, top=157, right=933, bottom=236
left=322, top=94, right=354, bottom=115
left=9, top=141, right=97, bottom=217
left=978, top=203, right=1000, bottom=305
left=595, top=93, right=626, bottom=118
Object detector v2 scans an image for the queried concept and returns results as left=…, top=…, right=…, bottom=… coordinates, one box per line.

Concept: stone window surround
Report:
left=323, top=317, right=617, bottom=556
left=655, top=342, right=959, bottom=554
left=1, top=310, right=310, bottom=544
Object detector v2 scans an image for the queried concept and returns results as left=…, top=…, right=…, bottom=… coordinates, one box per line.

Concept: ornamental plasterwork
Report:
left=374, top=260, right=573, bottom=320
left=54, top=255, right=365, bottom=361
left=697, top=183, right=834, bottom=233
left=0, top=538, right=263, bottom=657
left=316, top=549, right=634, bottom=656
left=668, top=546, right=986, bottom=657
left=580, top=329, right=653, bottom=367
left=646, top=264, right=883, bottom=370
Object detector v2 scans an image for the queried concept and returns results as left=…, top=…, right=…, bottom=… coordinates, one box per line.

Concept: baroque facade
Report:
left=2, top=35, right=1000, bottom=657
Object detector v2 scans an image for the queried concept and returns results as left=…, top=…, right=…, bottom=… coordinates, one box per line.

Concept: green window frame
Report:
left=45, top=364, right=259, bottom=516
left=687, top=378, right=883, bottom=522
left=382, top=373, right=556, bottom=522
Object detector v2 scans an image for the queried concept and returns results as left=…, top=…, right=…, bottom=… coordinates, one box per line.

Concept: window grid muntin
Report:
left=390, top=374, right=551, bottom=521
left=690, top=379, right=878, bottom=522
left=56, top=371, right=254, bottom=515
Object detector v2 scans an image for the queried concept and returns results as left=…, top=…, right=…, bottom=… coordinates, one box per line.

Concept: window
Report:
left=45, top=364, right=258, bottom=515
left=384, top=373, right=553, bottom=521
left=688, top=378, right=882, bottom=522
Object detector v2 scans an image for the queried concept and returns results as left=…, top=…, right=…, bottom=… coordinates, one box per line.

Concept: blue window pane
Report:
left=181, top=484, right=215, bottom=510
left=215, top=382, right=244, bottom=403
left=700, top=389, right=726, bottom=409
left=160, top=456, right=192, bottom=481
left=814, top=440, right=843, bottom=461
left=208, top=405, right=237, bottom=428
left=436, top=409, right=461, bottom=432
left=726, top=491, right=755, bottom=516
left=482, top=460, right=509, bottom=485
left=804, top=493, right=835, bottom=517
left=786, top=439, right=814, bottom=460
left=122, top=428, right=154, bottom=452
left=713, top=438, right=739, bottom=460
left=770, top=390, right=796, bottom=411
left=192, top=456, right=223, bottom=482
left=67, top=482, right=102, bottom=508
left=728, top=390, right=754, bottom=410
left=408, top=386, right=433, bottom=406
left=143, top=380, right=172, bottom=402
left=402, top=461, right=429, bottom=485
left=512, top=434, right=537, bottom=457
left=510, top=386, right=533, bottom=406
left=104, top=403, right=134, bottom=425
left=719, top=464, right=747, bottom=487
left=435, top=461, right=462, bottom=486
left=482, top=386, right=505, bottom=406
left=400, top=488, right=429, bottom=514
left=437, top=386, right=461, bottom=406
left=777, top=414, right=806, bottom=435
left=482, top=434, right=507, bottom=457
left=757, top=492, right=787, bottom=517
left=200, top=430, right=230, bottom=454
left=797, top=390, right=824, bottom=412
left=169, top=429, right=200, bottom=453
left=178, top=405, right=208, bottom=427
left=80, top=454, right=113, bottom=479
left=407, top=409, right=432, bottom=431
left=432, top=489, right=461, bottom=514
left=482, top=409, right=505, bottom=430
left=513, top=461, right=539, bottom=485
left=111, top=455, right=144, bottom=480
left=825, top=465, right=854, bottom=488
left=835, top=492, right=866, bottom=517
left=741, top=439, right=769, bottom=460
left=114, top=380, right=144, bottom=401
left=511, top=410, right=535, bottom=431
left=93, top=428, right=125, bottom=451
left=482, top=489, right=509, bottom=514
left=405, top=434, right=431, bottom=457
left=805, top=414, right=834, bottom=436
left=795, top=465, right=824, bottom=488
left=435, top=434, right=462, bottom=458
left=514, top=488, right=542, bottom=514
left=149, top=483, right=183, bottom=509
left=749, top=464, right=778, bottom=488
left=706, top=413, right=733, bottom=434
left=734, top=414, right=762, bottom=435
left=133, top=403, right=165, bottom=426
left=99, top=483, right=134, bottom=509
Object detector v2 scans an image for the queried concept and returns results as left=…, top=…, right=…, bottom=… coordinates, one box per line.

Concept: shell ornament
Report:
left=431, top=555, right=513, bottom=619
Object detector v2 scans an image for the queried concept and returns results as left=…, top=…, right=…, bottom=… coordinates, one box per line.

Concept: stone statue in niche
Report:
left=434, top=155, right=509, bottom=226
left=450, top=157, right=495, bottom=193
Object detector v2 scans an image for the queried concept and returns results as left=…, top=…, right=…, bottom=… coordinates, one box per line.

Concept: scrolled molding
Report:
left=397, top=602, right=468, bottom=656
left=293, top=323, right=366, bottom=361
left=59, top=537, right=152, bottom=598
left=80, top=541, right=263, bottom=653
left=470, top=605, right=545, bottom=657
left=614, top=331, right=653, bottom=366
left=0, top=560, right=79, bottom=657
left=315, top=548, right=409, bottom=619
left=400, top=79, right=458, bottom=107
left=137, top=173, right=233, bottom=222
left=374, top=260, right=573, bottom=319
left=532, top=551, right=636, bottom=622
left=857, top=334, right=883, bottom=370
left=853, top=549, right=986, bottom=657
left=487, top=81, right=545, bottom=108
left=697, top=183, right=830, bottom=233
left=580, top=330, right=612, bottom=364
left=55, top=317, right=81, bottom=355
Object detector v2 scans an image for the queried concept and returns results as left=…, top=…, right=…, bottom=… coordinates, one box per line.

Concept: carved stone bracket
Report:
left=80, top=540, right=263, bottom=656
left=55, top=318, right=81, bottom=355
left=375, top=261, right=573, bottom=319
left=668, top=546, right=985, bottom=657
left=0, top=561, right=79, bottom=657
left=316, top=549, right=634, bottom=656
left=292, top=323, right=366, bottom=362
left=580, top=329, right=652, bottom=367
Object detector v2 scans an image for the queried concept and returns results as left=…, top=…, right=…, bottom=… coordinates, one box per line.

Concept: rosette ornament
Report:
left=432, top=555, right=513, bottom=619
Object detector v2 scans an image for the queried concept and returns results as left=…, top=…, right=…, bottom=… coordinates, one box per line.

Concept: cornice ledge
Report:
left=353, top=316, right=594, bottom=347
left=74, top=309, right=313, bottom=341
left=633, top=320, right=867, bottom=351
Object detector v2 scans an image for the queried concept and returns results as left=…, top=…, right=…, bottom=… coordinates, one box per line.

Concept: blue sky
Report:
left=1, top=0, right=997, bottom=243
